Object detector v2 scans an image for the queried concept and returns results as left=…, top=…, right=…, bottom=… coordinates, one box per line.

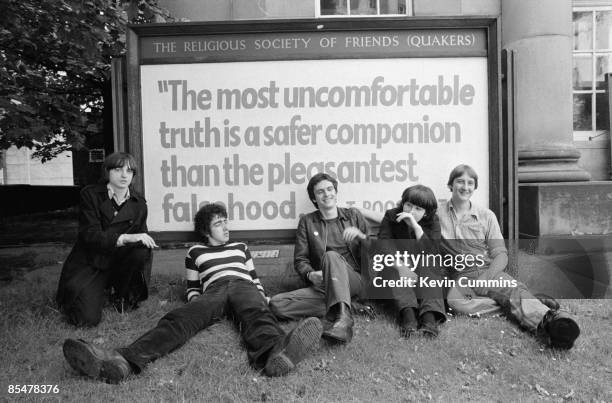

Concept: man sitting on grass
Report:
left=440, top=164, right=580, bottom=349
left=269, top=173, right=369, bottom=344
left=62, top=203, right=323, bottom=383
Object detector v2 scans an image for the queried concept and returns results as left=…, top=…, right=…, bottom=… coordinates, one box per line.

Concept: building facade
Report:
left=147, top=0, right=611, bottom=241
left=0, top=147, right=73, bottom=186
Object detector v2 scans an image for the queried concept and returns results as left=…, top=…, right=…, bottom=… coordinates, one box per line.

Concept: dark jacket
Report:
left=56, top=184, right=151, bottom=307
left=377, top=206, right=441, bottom=254
left=294, top=207, right=369, bottom=282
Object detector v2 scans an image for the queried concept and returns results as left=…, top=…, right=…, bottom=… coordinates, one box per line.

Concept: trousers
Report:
left=381, top=264, right=447, bottom=321
left=63, top=246, right=151, bottom=326
left=446, top=268, right=549, bottom=331
left=118, top=278, right=284, bottom=371
left=269, top=251, right=362, bottom=320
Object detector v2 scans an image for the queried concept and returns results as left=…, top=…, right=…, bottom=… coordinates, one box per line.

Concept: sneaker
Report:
left=264, top=317, right=322, bottom=377
left=63, top=339, right=132, bottom=384
left=538, top=310, right=580, bottom=350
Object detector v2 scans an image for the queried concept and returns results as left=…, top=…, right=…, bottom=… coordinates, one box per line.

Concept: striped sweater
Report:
left=185, top=242, right=265, bottom=301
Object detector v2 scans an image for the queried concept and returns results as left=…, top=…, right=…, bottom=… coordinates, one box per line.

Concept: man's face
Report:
left=402, top=201, right=426, bottom=223
left=107, top=163, right=134, bottom=191
left=313, top=180, right=337, bottom=211
left=207, top=215, right=229, bottom=246
left=450, top=172, right=476, bottom=202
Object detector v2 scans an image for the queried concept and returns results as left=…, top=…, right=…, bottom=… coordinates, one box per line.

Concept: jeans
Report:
left=118, top=278, right=284, bottom=371
left=446, top=268, right=549, bottom=331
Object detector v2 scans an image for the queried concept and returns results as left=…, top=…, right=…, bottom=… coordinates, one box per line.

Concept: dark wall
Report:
left=0, top=185, right=81, bottom=217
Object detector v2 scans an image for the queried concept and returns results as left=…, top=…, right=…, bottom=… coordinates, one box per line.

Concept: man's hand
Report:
left=395, top=212, right=423, bottom=240
left=124, top=233, right=158, bottom=249
left=307, top=270, right=324, bottom=287
left=396, top=211, right=416, bottom=225
left=343, top=226, right=366, bottom=243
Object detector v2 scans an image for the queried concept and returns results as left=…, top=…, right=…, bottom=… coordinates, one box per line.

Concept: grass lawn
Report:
left=0, top=249, right=611, bottom=403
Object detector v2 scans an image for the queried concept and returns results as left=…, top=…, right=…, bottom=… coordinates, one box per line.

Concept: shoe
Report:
left=398, top=308, right=418, bottom=338
left=322, top=303, right=354, bottom=343
left=321, top=318, right=334, bottom=333
left=534, top=293, right=560, bottom=311
left=419, top=321, right=439, bottom=338
left=63, top=339, right=132, bottom=384
left=399, top=323, right=418, bottom=338
left=418, top=312, right=440, bottom=338
left=264, top=317, right=322, bottom=377
left=538, top=310, right=580, bottom=350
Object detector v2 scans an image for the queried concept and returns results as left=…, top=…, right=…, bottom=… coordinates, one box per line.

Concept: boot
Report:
left=419, top=311, right=439, bottom=338
left=537, top=310, right=580, bottom=349
left=322, top=303, right=354, bottom=343
left=264, top=317, right=323, bottom=377
left=63, top=339, right=132, bottom=384
left=399, top=307, right=418, bottom=338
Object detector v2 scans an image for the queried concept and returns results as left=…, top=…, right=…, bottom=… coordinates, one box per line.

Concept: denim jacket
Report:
left=294, top=207, right=369, bottom=282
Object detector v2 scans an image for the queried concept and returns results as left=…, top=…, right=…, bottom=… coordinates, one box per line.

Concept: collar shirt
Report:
left=438, top=200, right=507, bottom=270
left=107, top=183, right=131, bottom=207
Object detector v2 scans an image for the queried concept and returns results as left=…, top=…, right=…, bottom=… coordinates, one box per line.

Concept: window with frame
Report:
left=318, top=0, right=412, bottom=17
left=88, top=149, right=106, bottom=163
left=572, top=5, right=612, bottom=140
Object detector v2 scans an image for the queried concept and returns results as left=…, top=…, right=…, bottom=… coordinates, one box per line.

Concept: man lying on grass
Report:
left=63, top=203, right=322, bottom=383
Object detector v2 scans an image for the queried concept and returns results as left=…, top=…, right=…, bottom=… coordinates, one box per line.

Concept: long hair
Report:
left=399, top=184, right=438, bottom=226
left=101, top=152, right=137, bottom=182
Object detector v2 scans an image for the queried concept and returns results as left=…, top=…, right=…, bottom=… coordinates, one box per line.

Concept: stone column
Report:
left=502, top=0, right=591, bottom=182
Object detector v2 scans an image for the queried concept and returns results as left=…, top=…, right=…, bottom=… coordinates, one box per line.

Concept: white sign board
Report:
left=140, top=57, right=489, bottom=231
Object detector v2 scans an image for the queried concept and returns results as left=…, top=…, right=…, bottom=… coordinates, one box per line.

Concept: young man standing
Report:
left=439, top=164, right=580, bottom=349
left=269, top=173, right=369, bottom=344
left=62, top=204, right=322, bottom=383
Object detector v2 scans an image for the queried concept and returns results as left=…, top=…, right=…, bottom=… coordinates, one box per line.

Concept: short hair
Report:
left=307, top=173, right=338, bottom=208
left=400, top=184, right=438, bottom=218
left=447, top=164, right=479, bottom=190
left=102, top=152, right=137, bottom=181
left=194, top=203, right=228, bottom=242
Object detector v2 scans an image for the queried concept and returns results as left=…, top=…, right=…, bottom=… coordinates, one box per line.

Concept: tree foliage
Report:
left=0, top=0, right=170, bottom=161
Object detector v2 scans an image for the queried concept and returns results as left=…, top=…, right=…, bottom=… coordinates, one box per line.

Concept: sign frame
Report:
left=126, top=17, right=502, bottom=242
